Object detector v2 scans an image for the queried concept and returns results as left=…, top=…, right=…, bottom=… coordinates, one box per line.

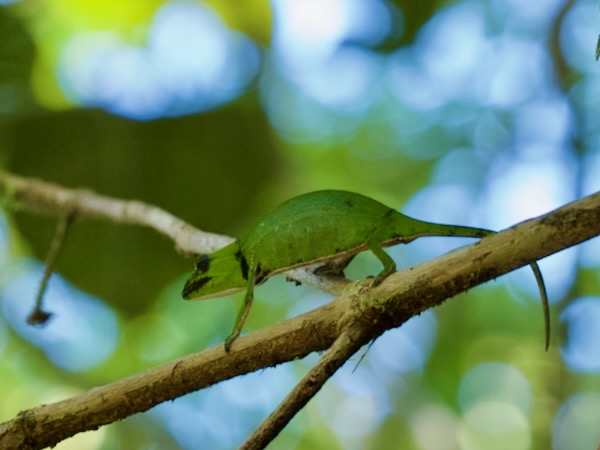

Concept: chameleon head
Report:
left=182, top=243, right=247, bottom=300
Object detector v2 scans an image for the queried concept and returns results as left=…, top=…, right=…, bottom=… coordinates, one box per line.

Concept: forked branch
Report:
left=0, top=172, right=598, bottom=449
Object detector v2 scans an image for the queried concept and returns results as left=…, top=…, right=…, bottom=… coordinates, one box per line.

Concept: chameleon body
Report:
left=182, top=190, right=549, bottom=351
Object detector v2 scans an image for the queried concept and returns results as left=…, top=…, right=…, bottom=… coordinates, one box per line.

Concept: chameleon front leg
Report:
left=368, top=241, right=396, bottom=286
left=224, top=273, right=256, bottom=352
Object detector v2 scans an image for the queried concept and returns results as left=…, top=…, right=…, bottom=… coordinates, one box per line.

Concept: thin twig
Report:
left=240, top=328, right=366, bottom=450
left=27, top=209, right=77, bottom=325
left=0, top=171, right=230, bottom=255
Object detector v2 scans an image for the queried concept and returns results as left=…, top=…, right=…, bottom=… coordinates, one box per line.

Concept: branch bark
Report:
left=0, top=171, right=232, bottom=254
left=0, top=172, right=599, bottom=449
left=240, top=328, right=366, bottom=450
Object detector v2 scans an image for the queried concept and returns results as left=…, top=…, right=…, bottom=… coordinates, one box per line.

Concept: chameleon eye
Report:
left=195, top=254, right=210, bottom=273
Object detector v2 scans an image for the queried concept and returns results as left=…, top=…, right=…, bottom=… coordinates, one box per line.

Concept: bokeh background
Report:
left=1, top=0, right=599, bottom=449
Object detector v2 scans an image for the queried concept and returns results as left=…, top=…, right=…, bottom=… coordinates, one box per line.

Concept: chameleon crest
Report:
left=182, top=190, right=549, bottom=352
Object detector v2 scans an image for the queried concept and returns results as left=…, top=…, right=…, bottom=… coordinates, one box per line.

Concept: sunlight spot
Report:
left=458, top=362, right=531, bottom=415
left=0, top=260, right=119, bottom=371
left=272, top=0, right=352, bottom=70
left=458, top=401, right=530, bottom=450
left=370, top=311, right=437, bottom=373
left=58, top=1, right=258, bottom=119
left=553, top=394, right=600, bottom=449
left=411, top=405, right=460, bottom=450
left=561, top=297, right=600, bottom=373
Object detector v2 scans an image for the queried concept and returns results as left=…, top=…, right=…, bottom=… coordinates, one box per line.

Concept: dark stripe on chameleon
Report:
left=182, top=277, right=211, bottom=298
left=238, top=252, right=249, bottom=280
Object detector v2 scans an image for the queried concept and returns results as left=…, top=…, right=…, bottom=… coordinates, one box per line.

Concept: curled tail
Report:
left=528, top=261, right=550, bottom=351
left=407, top=220, right=550, bottom=350
left=454, top=226, right=550, bottom=350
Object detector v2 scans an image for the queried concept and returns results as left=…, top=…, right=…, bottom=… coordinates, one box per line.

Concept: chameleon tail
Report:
left=529, top=261, right=550, bottom=351
left=442, top=225, right=550, bottom=350
left=405, top=220, right=550, bottom=350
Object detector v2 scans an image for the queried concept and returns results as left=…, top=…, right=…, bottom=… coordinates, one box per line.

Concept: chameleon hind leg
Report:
left=368, top=240, right=396, bottom=286
left=313, top=254, right=356, bottom=277
left=225, top=273, right=256, bottom=352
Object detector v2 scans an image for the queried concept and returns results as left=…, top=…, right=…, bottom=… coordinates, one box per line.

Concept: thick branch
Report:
left=0, top=176, right=598, bottom=449
left=241, top=191, right=600, bottom=449
left=0, top=299, right=347, bottom=450
left=360, top=194, right=599, bottom=335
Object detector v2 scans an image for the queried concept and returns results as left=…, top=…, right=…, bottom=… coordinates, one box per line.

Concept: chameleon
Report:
left=182, top=190, right=549, bottom=352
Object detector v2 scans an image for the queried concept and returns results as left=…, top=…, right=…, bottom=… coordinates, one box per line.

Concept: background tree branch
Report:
left=0, top=171, right=347, bottom=297
left=0, top=173, right=599, bottom=449
left=0, top=171, right=231, bottom=254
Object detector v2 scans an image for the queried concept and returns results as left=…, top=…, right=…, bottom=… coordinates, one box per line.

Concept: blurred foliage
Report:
left=204, top=0, right=272, bottom=45
left=0, top=7, right=36, bottom=125
left=0, top=0, right=599, bottom=450
left=7, top=105, right=279, bottom=313
left=0, top=7, right=34, bottom=84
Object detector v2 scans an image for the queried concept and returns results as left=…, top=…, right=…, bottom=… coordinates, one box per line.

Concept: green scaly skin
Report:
left=182, top=190, right=549, bottom=352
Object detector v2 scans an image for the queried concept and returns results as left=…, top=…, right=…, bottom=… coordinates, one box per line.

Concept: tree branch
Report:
left=0, top=171, right=231, bottom=254
left=240, top=327, right=367, bottom=450
left=0, top=171, right=347, bottom=296
left=0, top=173, right=598, bottom=449
left=241, top=190, right=600, bottom=449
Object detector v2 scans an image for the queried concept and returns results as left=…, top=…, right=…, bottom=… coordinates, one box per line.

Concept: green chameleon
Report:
left=182, top=190, right=549, bottom=352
